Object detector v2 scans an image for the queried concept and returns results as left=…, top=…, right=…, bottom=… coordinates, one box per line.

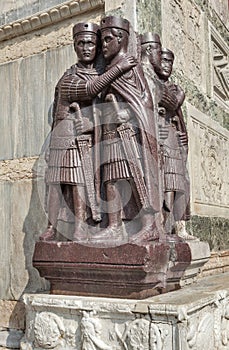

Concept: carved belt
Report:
left=50, top=136, right=92, bottom=149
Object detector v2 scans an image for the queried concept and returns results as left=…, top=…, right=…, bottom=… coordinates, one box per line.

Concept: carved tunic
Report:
left=101, top=58, right=160, bottom=214
left=160, top=81, right=187, bottom=194
left=46, top=65, right=97, bottom=185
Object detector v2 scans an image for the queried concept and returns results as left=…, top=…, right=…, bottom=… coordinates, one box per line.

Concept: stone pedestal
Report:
left=33, top=240, right=191, bottom=299
left=180, top=240, right=211, bottom=286
left=21, top=273, right=229, bottom=350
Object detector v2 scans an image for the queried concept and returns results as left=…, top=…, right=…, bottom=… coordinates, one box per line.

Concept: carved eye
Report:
left=104, top=37, right=112, bottom=43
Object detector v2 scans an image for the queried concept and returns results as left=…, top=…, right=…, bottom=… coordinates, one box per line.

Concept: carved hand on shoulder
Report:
left=116, top=55, right=137, bottom=73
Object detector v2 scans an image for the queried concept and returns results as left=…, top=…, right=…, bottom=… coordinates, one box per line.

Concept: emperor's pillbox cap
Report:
left=100, top=16, right=129, bottom=33
left=161, top=47, right=174, bottom=60
left=73, top=22, right=100, bottom=39
left=140, top=32, right=161, bottom=45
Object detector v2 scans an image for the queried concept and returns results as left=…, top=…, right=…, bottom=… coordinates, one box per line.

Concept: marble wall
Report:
left=0, top=0, right=105, bottom=314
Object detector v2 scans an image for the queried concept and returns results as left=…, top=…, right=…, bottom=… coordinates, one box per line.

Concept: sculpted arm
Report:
left=60, top=56, right=137, bottom=102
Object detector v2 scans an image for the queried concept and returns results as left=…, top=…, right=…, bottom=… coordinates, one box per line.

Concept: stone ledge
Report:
left=201, top=250, right=229, bottom=277
left=0, top=0, right=105, bottom=43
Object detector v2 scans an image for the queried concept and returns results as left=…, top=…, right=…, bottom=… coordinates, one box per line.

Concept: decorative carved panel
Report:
left=187, top=103, right=229, bottom=218
left=211, top=26, right=229, bottom=106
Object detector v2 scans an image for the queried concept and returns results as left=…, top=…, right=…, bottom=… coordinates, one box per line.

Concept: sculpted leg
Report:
left=90, top=182, right=125, bottom=242
left=40, top=184, right=61, bottom=241
left=163, top=191, right=175, bottom=234
left=106, top=182, right=122, bottom=229
left=72, top=185, right=87, bottom=241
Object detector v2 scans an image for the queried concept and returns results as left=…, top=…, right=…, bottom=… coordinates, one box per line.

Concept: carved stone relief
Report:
left=80, top=312, right=110, bottom=350
left=114, top=319, right=169, bottom=350
left=186, top=313, right=214, bottom=349
left=211, top=27, right=229, bottom=106
left=34, top=312, right=65, bottom=349
left=220, top=301, right=229, bottom=349
left=187, top=103, right=229, bottom=217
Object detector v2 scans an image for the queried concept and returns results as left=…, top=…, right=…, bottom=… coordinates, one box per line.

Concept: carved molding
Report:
left=0, top=0, right=105, bottom=43
left=210, top=25, right=229, bottom=108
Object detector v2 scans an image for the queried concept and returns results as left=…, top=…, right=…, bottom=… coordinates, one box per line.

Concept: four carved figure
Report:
left=40, top=16, right=190, bottom=245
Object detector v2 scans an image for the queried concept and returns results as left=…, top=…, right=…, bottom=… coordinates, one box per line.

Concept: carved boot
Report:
left=73, top=222, right=88, bottom=242
left=175, top=221, right=199, bottom=241
left=129, top=213, right=160, bottom=244
left=39, top=225, right=57, bottom=241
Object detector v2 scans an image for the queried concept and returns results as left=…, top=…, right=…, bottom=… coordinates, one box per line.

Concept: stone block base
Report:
left=33, top=240, right=192, bottom=299
left=21, top=272, right=229, bottom=350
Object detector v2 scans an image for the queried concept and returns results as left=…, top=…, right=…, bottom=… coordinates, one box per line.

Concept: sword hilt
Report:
left=105, top=94, right=120, bottom=114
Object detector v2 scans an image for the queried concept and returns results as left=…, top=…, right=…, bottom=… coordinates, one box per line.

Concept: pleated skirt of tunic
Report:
left=163, top=126, right=185, bottom=193
left=46, top=147, right=84, bottom=185
left=102, top=130, right=143, bottom=183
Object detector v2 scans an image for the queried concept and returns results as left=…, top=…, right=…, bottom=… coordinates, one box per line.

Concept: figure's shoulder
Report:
left=55, top=64, right=78, bottom=86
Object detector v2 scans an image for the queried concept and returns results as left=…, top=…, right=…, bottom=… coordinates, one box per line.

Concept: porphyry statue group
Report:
left=40, top=16, right=192, bottom=246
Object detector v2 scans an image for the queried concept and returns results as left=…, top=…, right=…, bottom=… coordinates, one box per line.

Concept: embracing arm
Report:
left=60, top=56, right=137, bottom=102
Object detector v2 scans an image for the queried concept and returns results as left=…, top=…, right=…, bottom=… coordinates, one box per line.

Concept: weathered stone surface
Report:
left=0, top=329, right=24, bottom=349
left=21, top=272, right=229, bottom=350
left=17, top=54, right=46, bottom=158
left=187, top=215, right=229, bottom=251
left=180, top=240, right=210, bottom=286
left=0, top=182, right=12, bottom=299
left=0, top=1, right=66, bottom=26
left=0, top=179, right=49, bottom=300
left=12, top=179, right=49, bottom=297
left=211, top=25, right=229, bottom=109
left=0, top=157, right=37, bottom=182
left=44, top=45, right=75, bottom=133
left=136, top=0, right=162, bottom=35
left=33, top=240, right=191, bottom=299
left=0, top=300, right=25, bottom=329
left=161, top=0, right=206, bottom=92
left=187, top=103, right=229, bottom=220
left=0, top=0, right=105, bottom=40
left=0, top=60, right=19, bottom=160
left=201, top=250, right=229, bottom=277
left=209, top=0, right=229, bottom=30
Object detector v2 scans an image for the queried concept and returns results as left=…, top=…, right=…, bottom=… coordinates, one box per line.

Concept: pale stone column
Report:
left=105, top=0, right=137, bottom=30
